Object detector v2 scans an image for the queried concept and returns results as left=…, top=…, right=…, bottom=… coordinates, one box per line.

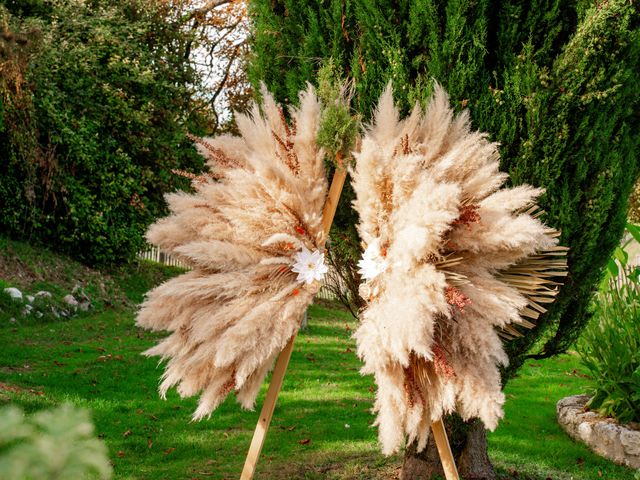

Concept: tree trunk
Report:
left=401, top=417, right=495, bottom=480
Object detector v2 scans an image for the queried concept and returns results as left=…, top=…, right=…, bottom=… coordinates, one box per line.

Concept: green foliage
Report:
left=578, top=224, right=640, bottom=423
left=0, top=403, right=112, bottom=479
left=0, top=0, right=206, bottom=265
left=578, top=261, right=640, bottom=423
left=316, top=60, right=360, bottom=162
left=249, top=0, right=640, bottom=373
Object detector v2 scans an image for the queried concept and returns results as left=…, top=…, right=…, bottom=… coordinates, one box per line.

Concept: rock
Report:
left=79, top=301, right=91, bottom=312
left=26, top=295, right=35, bottom=303
left=557, top=394, right=640, bottom=469
left=9, top=317, right=16, bottom=323
left=621, top=429, right=640, bottom=456
left=72, top=284, right=90, bottom=301
left=35, top=291, right=52, bottom=299
left=63, top=294, right=78, bottom=307
left=35, top=312, right=43, bottom=319
left=22, top=305, right=33, bottom=316
left=4, top=287, right=23, bottom=301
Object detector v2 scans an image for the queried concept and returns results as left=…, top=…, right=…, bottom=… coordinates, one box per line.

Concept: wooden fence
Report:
left=139, top=245, right=190, bottom=269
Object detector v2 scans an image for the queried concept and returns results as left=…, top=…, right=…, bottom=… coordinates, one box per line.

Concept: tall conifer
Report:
left=249, top=0, right=640, bottom=475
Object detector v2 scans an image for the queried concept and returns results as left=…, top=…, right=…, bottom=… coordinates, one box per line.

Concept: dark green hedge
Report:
left=0, top=0, right=206, bottom=265
left=248, top=0, right=640, bottom=368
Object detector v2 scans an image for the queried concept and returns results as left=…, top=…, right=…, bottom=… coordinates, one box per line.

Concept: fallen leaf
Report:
left=117, top=451, right=125, bottom=458
left=299, top=438, right=311, bottom=445
left=164, top=447, right=175, bottom=456
left=147, top=437, right=153, bottom=449
left=122, top=429, right=132, bottom=438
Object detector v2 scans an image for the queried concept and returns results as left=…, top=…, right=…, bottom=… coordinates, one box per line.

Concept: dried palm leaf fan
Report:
left=136, top=85, right=333, bottom=419
left=351, top=84, right=568, bottom=455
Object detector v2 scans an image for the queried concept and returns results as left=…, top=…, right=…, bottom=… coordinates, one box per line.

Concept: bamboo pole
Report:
left=240, top=161, right=348, bottom=480
left=431, top=418, right=460, bottom=480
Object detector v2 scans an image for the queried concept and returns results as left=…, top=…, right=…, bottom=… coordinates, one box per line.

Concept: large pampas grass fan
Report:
left=136, top=86, right=329, bottom=419
left=351, top=84, right=567, bottom=454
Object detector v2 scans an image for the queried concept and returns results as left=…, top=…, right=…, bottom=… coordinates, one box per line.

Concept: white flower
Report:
left=358, top=239, right=388, bottom=282
left=291, top=247, right=328, bottom=284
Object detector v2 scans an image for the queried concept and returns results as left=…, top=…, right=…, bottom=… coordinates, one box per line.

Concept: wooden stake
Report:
left=240, top=162, right=348, bottom=480
left=240, top=335, right=296, bottom=480
left=431, top=418, right=460, bottom=480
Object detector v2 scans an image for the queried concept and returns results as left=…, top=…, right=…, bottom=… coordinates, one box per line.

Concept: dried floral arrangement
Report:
left=136, top=86, right=332, bottom=419
left=351, top=85, right=568, bottom=455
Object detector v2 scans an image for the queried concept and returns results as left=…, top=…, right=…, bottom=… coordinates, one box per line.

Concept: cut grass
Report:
left=0, top=238, right=636, bottom=479
left=0, top=304, right=637, bottom=480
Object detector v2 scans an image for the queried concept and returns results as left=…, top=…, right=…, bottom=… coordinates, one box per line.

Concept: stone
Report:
left=22, top=305, right=33, bottom=316
left=63, top=294, right=79, bottom=307
left=4, top=287, right=22, bottom=301
left=72, top=284, right=90, bottom=301
left=621, top=429, right=640, bottom=456
left=557, top=394, right=640, bottom=469
left=26, top=295, right=35, bottom=303
left=79, top=301, right=91, bottom=312
left=35, top=291, right=52, bottom=299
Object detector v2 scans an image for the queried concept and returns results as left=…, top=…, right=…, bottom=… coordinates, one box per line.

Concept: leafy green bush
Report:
left=0, top=0, right=207, bottom=265
left=578, top=227, right=640, bottom=423
left=0, top=403, right=112, bottom=479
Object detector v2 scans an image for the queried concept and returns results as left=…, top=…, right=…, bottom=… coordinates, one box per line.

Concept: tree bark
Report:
left=401, top=433, right=445, bottom=480
left=401, top=417, right=496, bottom=480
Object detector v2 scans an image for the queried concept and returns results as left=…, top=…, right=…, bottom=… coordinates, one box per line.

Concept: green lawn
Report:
left=0, top=301, right=637, bottom=480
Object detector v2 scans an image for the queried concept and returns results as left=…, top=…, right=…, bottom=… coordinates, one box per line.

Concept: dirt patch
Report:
left=0, top=382, right=44, bottom=396
left=258, top=451, right=401, bottom=480
left=0, top=240, right=111, bottom=292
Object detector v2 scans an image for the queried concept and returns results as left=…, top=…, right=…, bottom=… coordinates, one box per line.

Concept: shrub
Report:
left=578, top=229, right=640, bottom=424
left=0, top=0, right=207, bottom=265
left=0, top=403, right=112, bottom=479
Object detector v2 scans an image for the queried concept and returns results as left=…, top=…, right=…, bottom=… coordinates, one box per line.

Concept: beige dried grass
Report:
left=136, top=85, right=328, bottom=419
left=351, top=84, right=567, bottom=454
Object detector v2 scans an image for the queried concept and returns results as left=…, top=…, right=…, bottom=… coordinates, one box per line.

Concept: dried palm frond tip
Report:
left=351, top=84, right=567, bottom=455
left=136, top=85, right=329, bottom=419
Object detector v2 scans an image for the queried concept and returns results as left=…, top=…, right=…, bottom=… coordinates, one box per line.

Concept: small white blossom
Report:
left=358, top=240, right=388, bottom=281
left=291, top=247, right=328, bottom=285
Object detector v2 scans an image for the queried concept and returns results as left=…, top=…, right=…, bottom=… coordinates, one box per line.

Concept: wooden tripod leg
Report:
left=431, top=419, right=460, bottom=480
left=240, top=334, right=297, bottom=480
left=240, top=163, right=348, bottom=480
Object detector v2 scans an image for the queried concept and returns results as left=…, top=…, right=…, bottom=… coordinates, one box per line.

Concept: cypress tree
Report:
left=249, top=0, right=640, bottom=476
